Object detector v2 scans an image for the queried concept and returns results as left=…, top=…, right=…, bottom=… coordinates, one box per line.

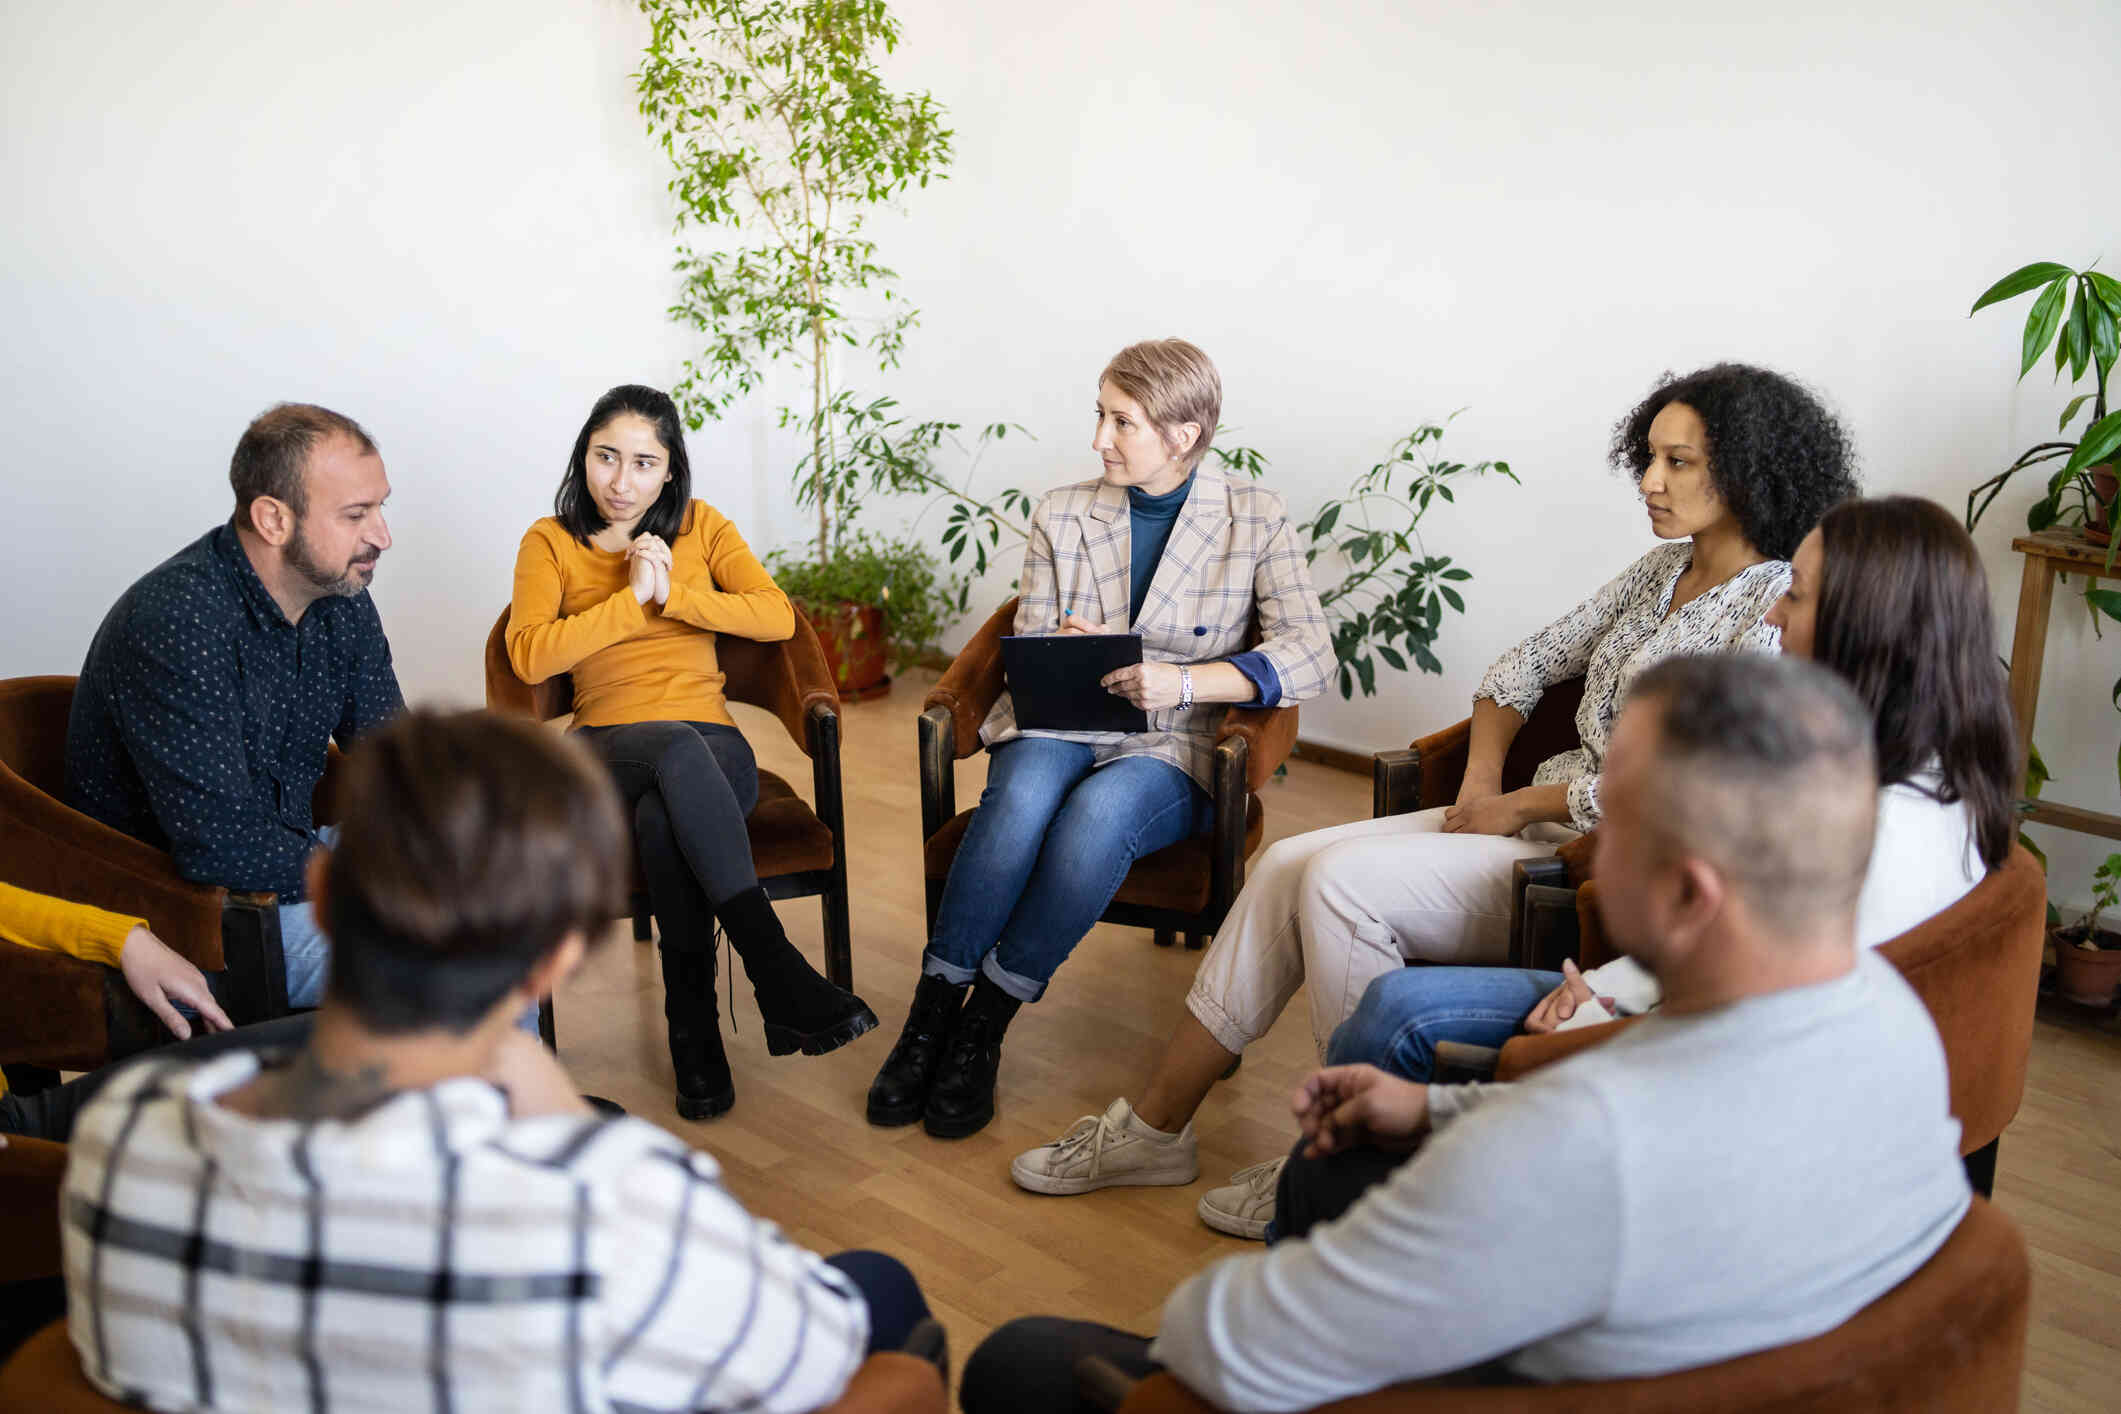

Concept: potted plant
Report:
left=1963, top=261, right=2121, bottom=547
left=1298, top=416, right=1517, bottom=697
left=634, top=0, right=955, bottom=678
left=2053, top=854, right=2121, bottom=1005
left=767, top=530, right=954, bottom=699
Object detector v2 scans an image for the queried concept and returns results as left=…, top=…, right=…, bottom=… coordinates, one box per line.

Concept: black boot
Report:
left=714, top=887, right=878, bottom=1056
left=865, top=972, right=968, bottom=1127
left=922, top=975, right=1021, bottom=1139
left=660, top=943, right=735, bottom=1120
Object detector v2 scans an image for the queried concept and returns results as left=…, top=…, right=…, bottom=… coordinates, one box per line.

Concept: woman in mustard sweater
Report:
left=507, top=385, right=875, bottom=1120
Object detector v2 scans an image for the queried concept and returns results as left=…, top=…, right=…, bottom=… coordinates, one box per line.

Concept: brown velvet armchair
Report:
left=1084, top=1196, right=2029, bottom=1413
left=920, top=598, right=1301, bottom=950
left=1371, top=677, right=1592, bottom=964
left=1464, top=844, right=2049, bottom=1198
left=483, top=604, right=852, bottom=1044
left=0, top=676, right=327, bottom=1081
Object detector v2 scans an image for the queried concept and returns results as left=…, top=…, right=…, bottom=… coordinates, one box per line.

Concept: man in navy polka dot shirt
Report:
left=66, top=404, right=403, bottom=1010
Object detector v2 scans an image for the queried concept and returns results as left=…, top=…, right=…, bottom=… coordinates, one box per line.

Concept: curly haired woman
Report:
left=1010, top=362, right=1859, bottom=1234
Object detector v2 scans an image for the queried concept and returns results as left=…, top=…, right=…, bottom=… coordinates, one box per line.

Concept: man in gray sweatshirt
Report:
left=961, top=654, right=1972, bottom=1413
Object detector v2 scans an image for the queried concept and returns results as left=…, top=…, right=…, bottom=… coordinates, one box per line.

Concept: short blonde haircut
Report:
left=1100, top=339, right=1221, bottom=471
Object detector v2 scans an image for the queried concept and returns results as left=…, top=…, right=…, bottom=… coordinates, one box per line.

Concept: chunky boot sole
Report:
left=866, top=1089, right=927, bottom=1127
left=921, top=1097, right=995, bottom=1140
left=763, top=1002, right=880, bottom=1058
left=675, top=1082, right=736, bottom=1122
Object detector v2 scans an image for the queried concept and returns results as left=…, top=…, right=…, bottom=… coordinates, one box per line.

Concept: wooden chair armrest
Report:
left=1495, top=1014, right=1642, bottom=1081
left=1373, top=748, right=1422, bottom=819
left=917, top=705, right=959, bottom=843
left=0, top=774, right=228, bottom=971
left=923, top=599, right=1015, bottom=762
left=1432, top=1040, right=1504, bottom=1081
left=1214, top=704, right=1299, bottom=792
left=1407, top=718, right=1473, bottom=812
left=1114, top=1372, right=1221, bottom=1414
left=815, top=1352, right=947, bottom=1414
left=767, top=611, right=844, bottom=757
left=217, top=893, right=290, bottom=1026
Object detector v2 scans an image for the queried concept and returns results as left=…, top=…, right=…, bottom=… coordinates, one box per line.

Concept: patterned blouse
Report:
left=1476, top=541, right=1789, bottom=830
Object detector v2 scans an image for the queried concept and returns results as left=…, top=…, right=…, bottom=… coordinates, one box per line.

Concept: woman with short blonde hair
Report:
left=865, top=339, right=1333, bottom=1141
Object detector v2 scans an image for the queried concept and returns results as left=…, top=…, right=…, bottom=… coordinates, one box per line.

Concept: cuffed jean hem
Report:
left=919, top=950, right=1051, bottom=1004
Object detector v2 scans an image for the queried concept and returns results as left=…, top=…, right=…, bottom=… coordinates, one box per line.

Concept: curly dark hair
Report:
left=1607, top=363, right=1858, bottom=561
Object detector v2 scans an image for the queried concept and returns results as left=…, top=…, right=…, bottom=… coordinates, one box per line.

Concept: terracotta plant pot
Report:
left=2052, top=924, right=2121, bottom=1005
left=809, top=601, right=892, bottom=701
left=2084, top=464, right=2117, bottom=547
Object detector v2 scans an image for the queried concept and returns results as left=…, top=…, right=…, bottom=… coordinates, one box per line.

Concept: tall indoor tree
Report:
left=634, top=0, right=953, bottom=561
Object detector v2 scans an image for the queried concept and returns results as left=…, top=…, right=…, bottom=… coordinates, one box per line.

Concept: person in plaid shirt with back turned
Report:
left=61, top=708, right=935, bottom=1413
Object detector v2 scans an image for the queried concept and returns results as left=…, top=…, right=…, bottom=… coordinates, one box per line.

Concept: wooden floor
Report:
left=549, top=674, right=2121, bottom=1409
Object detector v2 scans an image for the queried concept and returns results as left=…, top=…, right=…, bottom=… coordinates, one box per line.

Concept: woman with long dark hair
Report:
left=1330, top=494, right=2015, bottom=1077
left=507, top=384, right=874, bottom=1120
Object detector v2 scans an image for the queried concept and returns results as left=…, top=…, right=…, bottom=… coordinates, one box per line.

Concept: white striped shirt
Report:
left=62, top=1051, right=867, bottom=1414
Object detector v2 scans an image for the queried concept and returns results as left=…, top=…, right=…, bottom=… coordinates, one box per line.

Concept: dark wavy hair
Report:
left=1814, top=497, right=2017, bottom=872
left=554, top=384, right=693, bottom=546
left=1609, top=363, right=1858, bottom=560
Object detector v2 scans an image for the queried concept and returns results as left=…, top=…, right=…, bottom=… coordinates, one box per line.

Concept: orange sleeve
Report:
left=0, top=881, right=140, bottom=970
left=506, top=524, right=648, bottom=683
left=661, top=507, right=796, bottom=643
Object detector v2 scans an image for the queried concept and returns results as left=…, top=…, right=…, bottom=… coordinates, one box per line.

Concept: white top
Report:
left=1477, top=542, right=1789, bottom=830
left=1150, top=950, right=1971, bottom=1408
left=1584, top=769, right=1986, bottom=1014
left=63, top=1051, right=868, bottom=1414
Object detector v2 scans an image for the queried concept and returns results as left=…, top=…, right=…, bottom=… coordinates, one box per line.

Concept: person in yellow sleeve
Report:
left=507, top=384, right=875, bottom=1122
left=0, top=881, right=234, bottom=1065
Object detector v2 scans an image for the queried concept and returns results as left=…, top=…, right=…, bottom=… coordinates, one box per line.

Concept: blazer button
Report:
left=1193, top=625, right=1207, bottom=636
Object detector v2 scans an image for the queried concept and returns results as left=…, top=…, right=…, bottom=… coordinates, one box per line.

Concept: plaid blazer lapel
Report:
left=1080, top=481, right=1134, bottom=628
left=1135, top=465, right=1233, bottom=643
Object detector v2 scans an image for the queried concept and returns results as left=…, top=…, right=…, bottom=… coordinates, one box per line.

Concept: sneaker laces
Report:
left=1046, top=1113, right=1112, bottom=1169
left=1228, top=1156, right=1285, bottom=1201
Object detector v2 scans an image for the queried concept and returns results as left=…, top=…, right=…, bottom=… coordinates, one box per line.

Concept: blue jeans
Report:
left=925, top=738, right=1211, bottom=1003
left=1325, top=966, right=1564, bottom=1081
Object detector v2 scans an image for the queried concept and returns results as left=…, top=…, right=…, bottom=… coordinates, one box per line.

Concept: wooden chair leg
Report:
left=1963, top=1137, right=1999, bottom=1198
left=821, top=887, right=852, bottom=990
left=631, top=899, right=653, bottom=942
left=538, top=996, right=557, bottom=1052
left=1185, top=933, right=1206, bottom=950
left=1154, top=928, right=1178, bottom=948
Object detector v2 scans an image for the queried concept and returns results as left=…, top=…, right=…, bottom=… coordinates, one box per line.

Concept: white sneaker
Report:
left=1010, top=1097, right=1199, bottom=1195
left=1197, top=1156, right=1284, bottom=1240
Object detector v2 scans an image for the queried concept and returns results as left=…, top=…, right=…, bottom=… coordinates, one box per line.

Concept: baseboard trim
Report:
left=1289, top=738, right=1373, bottom=777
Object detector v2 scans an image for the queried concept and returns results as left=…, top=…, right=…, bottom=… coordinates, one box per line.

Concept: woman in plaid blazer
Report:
left=866, top=340, right=1331, bottom=1141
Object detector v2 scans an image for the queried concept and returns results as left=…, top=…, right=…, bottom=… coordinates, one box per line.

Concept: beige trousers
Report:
left=1184, top=807, right=1574, bottom=1061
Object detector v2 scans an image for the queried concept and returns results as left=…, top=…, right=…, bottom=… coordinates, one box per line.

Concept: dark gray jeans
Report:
left=574, top=720, right=760, bottom=953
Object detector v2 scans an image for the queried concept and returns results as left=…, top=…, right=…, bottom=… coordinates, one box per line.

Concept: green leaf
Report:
left=1377, top=644, right=1407, bottom=672
left=2027, top=496, right=2060, bottom=532
left=2020, top=278, right=2069, bottom=379
left=2088, top=270, right=2121, bottom=313
left=1970, top=262, right=2075, bottom=315
left=1314, top=503, right=1341, bottom=536
left=2086, top=588, right=2121, bottom=625
left=2061, top=393, right=2096, bottom=431
left=2088, top=289, right=2120, bottom=376
left=2065, top=410, right=2121, bottom=474
left=2065, top=284, right=2092, bottom=382
left=1440, top=585, right=1465, bottom=612
left=1441, top=567, right=1471, bottom=581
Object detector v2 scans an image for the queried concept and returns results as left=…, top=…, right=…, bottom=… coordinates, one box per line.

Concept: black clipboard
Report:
left=1001, top=634, right=1150, bottom=733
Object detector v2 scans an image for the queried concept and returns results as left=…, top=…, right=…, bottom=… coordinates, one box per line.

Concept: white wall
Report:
left=5, top=0, right=2118, bottom=906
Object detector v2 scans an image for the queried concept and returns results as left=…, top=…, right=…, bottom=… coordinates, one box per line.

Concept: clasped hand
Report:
left=627, top=535, right=672, bottom=606
left=1292, top=1063, right=1432, bottom=1159
left=1522, top=958, right=1613, bottom=1035
left=1060, top=613, right=1187, bottom=711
